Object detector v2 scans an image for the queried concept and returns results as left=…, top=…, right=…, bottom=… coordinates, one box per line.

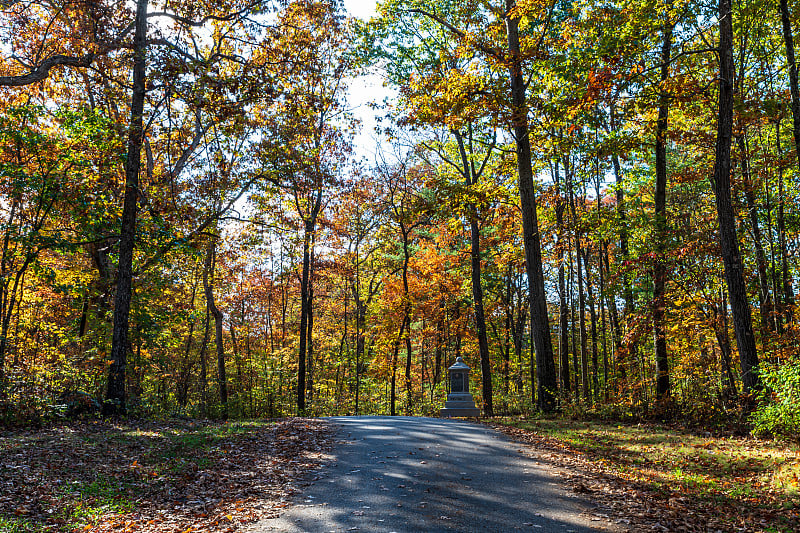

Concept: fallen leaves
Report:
left=0, top=417, right=333, bottom=532
left=487, top=420, right=800, bottom=532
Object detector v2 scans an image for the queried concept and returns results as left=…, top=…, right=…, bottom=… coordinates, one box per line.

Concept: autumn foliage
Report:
left=0, top=0, right=797, bottom=439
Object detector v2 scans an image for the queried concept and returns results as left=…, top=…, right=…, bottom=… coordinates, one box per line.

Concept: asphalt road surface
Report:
left=248, top=416, right=620, bottom=533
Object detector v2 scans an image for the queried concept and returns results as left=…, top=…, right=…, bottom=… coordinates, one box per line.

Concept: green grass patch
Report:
left=0, top=516, right=38, bottom=533
left=59, top=473, right=135, bottom=528
left=144, top=420, right=272, bottom=474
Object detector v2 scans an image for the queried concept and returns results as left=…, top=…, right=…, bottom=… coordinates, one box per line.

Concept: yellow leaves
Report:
left=404, top=64, right=493, bottom=129
left=509, top=0, right=557, bottom=21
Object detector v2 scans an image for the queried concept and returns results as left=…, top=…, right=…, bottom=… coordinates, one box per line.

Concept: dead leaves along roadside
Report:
left=0, top=417, right=333, bottom=532
left=488, top=421, right=799, bottom=533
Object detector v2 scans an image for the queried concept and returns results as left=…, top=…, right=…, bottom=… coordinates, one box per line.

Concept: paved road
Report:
left=249, top=416, right=619, bottom=533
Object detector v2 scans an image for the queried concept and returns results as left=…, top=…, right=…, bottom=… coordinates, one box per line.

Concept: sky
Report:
left=343, top=0, right=378, bottom=20
left=341, top=0, right=397, bottom=162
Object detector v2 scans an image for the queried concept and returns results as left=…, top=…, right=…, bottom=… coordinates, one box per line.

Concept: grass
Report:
left=59, top=474, right=135, bottom=529
left=0, top=517, right=35, bottom=533
left=495, top=417, right=800, bottom=530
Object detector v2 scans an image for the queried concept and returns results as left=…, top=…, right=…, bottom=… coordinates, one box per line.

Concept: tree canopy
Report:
left=0, top=0, right=798, bottom=436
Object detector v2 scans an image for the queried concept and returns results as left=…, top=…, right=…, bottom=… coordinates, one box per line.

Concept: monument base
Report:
left=440, top=407, right=481, bottom=417
left=440, top=392, right=480, bottom=417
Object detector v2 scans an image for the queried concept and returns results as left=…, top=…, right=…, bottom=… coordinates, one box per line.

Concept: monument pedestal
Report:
left=440, top=357, right=481, bottom=417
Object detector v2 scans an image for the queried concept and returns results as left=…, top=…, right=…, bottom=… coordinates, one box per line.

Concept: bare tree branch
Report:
left=0, top=53, right=95, bottom=86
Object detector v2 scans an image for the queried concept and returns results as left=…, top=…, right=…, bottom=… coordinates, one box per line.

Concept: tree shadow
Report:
left=264, top=416, right=613, bottom=532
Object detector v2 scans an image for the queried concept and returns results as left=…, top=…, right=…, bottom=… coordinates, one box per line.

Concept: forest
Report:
left=0, top=0, right=798, bottom=438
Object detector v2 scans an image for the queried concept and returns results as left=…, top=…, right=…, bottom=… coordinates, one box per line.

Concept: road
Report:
left=247, top=416, right=621, bottom=533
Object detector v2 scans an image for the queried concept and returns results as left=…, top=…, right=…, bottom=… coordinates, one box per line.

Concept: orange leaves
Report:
left=582, top=66, right=624, bottom=106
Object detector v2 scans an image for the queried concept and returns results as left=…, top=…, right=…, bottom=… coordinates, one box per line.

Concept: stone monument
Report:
left=439, top=356, right=480, bottom=417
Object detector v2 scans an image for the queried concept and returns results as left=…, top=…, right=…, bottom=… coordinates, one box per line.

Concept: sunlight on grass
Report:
left=60, top=474, right=134, bottom=529
left=502, top=417, right=800, bottom=503
left=773, top=461, right=800, bottom=497
left=121, top=429, right=163, bottom=438
left=67, top=498, right=133, bottom=529
left=0, top=516, right=36, bottom=533
left=496, top=416, right=800, bottom=531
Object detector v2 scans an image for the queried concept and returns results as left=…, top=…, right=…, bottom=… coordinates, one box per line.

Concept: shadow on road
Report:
left=256, top=416, right=618, bottom=533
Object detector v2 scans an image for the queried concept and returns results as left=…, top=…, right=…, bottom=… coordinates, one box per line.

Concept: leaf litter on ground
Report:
left=488, top=418, right=800, bottom=533
left=0, top=417, right=333, bottom=532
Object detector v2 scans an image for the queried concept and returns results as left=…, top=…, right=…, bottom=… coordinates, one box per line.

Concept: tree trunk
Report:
left=470, top=209, right=492, bottom=415
left=105, top=0, right=148, bottom=415
left=505, top=1, right=557, bottom=411
left=177, top=266, right=200, bottom=409
left=599, top=241, right=610, bottom=397
left=653, top=22, right=673, bottom=403
left=713, top=0, right=760, bottom=395
left=404, top=333, right=413, bottom=413
left=297, top=222, right=313, bottom=414
left=611, top=135, right=633, bottom=382
left=716, top=288, right=738, bottom=396
left=230, top=319, right=242, bottom=415
left=353, top=280, right=365, bottom=415
left=779, top=0, right=800, bottom=175
left=556, top=159, right=570, bottom=395
left=501, top=273, right=512, bottom=399
left=734, top=33, right=773, bottom=336
left=569, top=178, right=589, bottom=403
left=390, top=316, right=408, bottom=416
left=568, top=235, right=580, bottom=403
left=198, top=306, right=210, bottom=417
left=400, top=225, right=413, bottom=413
left=296, top=180, right=322, bottom=414
left=307, top=244, right=315, bottom=407
left=434, top=312, right=443, bottom=394
left=584, top=247, right=599, bottom=402
left=577, top=237, right=589, bottom=403
left=203, top=237, right=227, bottom=419
left=775, top=123, right=795, bottom=324
left=336, top=281, right=348, bottom=412
left=739, top=135, right=773, bottom=335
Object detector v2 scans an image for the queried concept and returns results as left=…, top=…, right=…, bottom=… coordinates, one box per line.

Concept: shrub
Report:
left=751, top=359, right=800, bottom=440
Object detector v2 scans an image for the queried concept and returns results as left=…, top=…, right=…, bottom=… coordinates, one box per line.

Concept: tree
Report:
left=330, top=179, right=385, bottom=414
left=653, top=15, right=674, bottom=404
left=0, top=106, right=113, bottom=391
left=1, top=0, right=280, bottom=413
left=779, top=0, right=800, bottom=175
left=367, top=0, right=505, bottom=416
left=711, top=0, right=760, bottom=395
left=504, top=0, right=557, bottom=411
left=251, top=0, right=355, bottom=414
left=105, top=0, right=147, bottom=415
left=376, top=160, right=431, bottom=415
